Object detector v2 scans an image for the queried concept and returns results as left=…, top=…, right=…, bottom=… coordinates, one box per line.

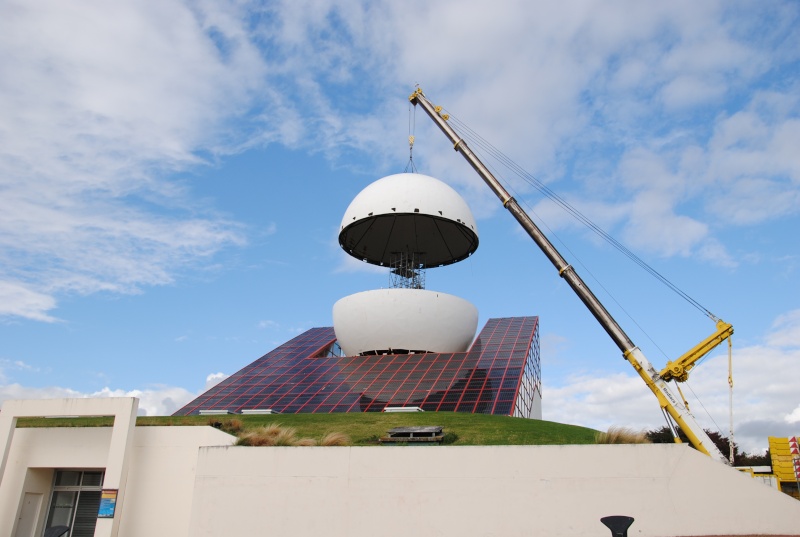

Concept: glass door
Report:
left=43, top=470, right=104, bottom=537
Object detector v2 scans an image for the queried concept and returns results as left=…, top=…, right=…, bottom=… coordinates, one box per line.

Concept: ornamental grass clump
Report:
left=273, top=426, right=302, bottom=446
left=595, top=426, right=651, bottom=445
left=319, top=431, right=351, bottom=446
left=237, top=423, right=290, bottom=446
left=235, top=424, right=351, bottom=446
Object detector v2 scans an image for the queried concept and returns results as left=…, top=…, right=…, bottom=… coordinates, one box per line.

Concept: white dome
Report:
left=333, top=289, right=478, bottom=356
left=338, top=173, right=479, bottom=268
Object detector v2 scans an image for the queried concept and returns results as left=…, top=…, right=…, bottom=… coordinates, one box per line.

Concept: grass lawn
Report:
left=16, top=412, right=599, bottom=446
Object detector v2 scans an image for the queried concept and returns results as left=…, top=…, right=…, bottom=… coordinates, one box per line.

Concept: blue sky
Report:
left=1, top=0, right=798, bottom=453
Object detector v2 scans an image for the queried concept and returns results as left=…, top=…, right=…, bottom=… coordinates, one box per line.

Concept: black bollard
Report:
left=600, top=515, right=634, bottom=537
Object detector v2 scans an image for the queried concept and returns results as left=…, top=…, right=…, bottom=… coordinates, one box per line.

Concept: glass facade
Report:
left=175, top=317, right=541, bottom=418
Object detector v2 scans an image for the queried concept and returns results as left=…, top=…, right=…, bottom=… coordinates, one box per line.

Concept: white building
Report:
left=2, top=397, right=800, bottom=537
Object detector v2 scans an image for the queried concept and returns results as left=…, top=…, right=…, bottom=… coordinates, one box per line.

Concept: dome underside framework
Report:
left=339, top=213, right=478, bottom=268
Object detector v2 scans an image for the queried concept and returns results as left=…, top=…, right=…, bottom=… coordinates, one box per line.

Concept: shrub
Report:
left=441, top=432, right=459, bottom=445
left=209, top=418, right=243, bottom=435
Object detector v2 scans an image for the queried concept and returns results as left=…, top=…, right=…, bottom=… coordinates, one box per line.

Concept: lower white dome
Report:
left=333, top=289, right=478, bottom=356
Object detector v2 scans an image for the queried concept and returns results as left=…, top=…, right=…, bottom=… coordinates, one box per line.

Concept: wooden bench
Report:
left=379, top=426, right=444, bottom=444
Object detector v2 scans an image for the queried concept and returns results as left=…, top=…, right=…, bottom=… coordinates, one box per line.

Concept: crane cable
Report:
left=439, top=108, right=736, bottom=455
left=405, top=101, right=417, bottom=173
left=443, top=110, right=720, bottom=322
left=728, top=336, right=735, bottom=464
left=439, top=114, right=675, bottom=360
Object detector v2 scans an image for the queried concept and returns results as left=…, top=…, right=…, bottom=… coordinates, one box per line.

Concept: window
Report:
left=44, top=470, right=104, bottom=537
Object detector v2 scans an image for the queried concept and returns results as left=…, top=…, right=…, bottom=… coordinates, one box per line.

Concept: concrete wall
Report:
left=188, top=444, right=800, bottom=537
left=0, top=426, right=235, bottom=537
left=117, top=427, right=236, bottom=536
left=0, top=397, right=140, bottom=537
left=0, top=428, right=112, bottom=537
left=2, top=410, right=798, bottom=537
left=15, top=468, right=53, bottom=537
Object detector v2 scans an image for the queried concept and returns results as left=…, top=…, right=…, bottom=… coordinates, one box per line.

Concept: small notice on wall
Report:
left=98, top=489, right=118, bottom=518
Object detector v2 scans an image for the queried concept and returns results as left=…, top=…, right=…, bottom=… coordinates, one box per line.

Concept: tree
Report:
left=645, top=426, right=770, bottom=466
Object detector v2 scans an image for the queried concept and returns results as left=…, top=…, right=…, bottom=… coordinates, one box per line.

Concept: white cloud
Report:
left=0, top=384, right=195, bottom=416
left=0, top=359, right=43, bottom=384
left=0, top=0, right=265, bottom=321
left=766, top=309, right=800, bottom=348
left=695, top=238, right=736, bottom=268
left=704, top=95, right=800, bottom=225
left=205, top=372, right=229, bottom=390
left=0, top=282, right=59, bottom=322
left=93, top=387, right=197, bottom=416
left=624, top=191, right=709, bottom=258
left=785, top=405, right=800, bottom=425
left=550, top=80, right=799, bottom=263
left=314, top=1, right=795, bottom=264
left=660, top=75, right=725, bottom=110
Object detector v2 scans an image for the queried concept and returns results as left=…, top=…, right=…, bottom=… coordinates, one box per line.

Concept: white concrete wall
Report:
left=15, top=468, right=53, bottom=537
left=3, top=420, right=799, bottom=537
left=0, top=397, right=140, bottom=537
left=118, top=427, right=236, bottom=537
left=0, top=428, right=112, bottom=537
left=188, top=444, right=800, bottom=537
left=0, top=426, right=235, bottom=537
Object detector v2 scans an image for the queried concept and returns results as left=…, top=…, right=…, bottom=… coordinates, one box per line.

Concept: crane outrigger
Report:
left=410, top=87, right=733, bottom=463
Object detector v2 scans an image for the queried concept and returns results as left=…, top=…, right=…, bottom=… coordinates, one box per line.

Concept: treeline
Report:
left=646, top=426, right=770, bottom=466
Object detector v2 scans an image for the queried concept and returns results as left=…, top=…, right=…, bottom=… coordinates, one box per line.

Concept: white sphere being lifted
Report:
left=338, top=173, right=479, bottom=268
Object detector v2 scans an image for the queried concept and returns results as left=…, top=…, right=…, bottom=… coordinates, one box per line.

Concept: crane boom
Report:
left=409, top=88, right=729, bottom=463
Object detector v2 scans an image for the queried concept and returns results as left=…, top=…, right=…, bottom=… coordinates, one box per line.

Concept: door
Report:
left=14, top=492, right=43, bottom=537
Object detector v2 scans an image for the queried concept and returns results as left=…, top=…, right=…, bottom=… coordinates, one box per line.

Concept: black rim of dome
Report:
left=338, top=213, right=479, bottom=268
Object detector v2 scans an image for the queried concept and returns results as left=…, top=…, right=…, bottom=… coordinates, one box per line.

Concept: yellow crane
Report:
left=410, top=88, right=733, bottom=463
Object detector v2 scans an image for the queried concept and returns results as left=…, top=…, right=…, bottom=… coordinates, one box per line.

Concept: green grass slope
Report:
left=17, top=413, right=598, bottom=446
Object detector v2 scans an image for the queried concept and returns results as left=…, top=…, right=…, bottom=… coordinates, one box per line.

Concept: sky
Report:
left=1, top=0, right=798, bottom=454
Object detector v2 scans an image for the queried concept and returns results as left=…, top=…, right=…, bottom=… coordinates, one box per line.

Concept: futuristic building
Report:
left=176, top=173, right=542, bottom=418
left=174, top=316, right=540, bottom=418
